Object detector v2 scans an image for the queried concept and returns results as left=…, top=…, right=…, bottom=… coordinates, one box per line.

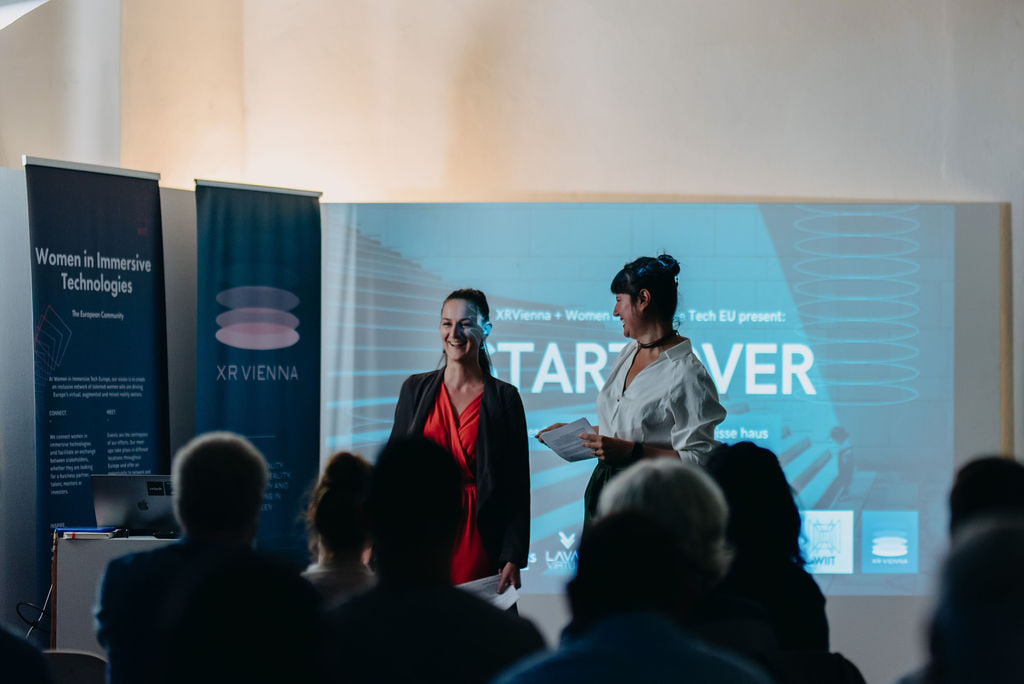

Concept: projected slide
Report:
left=323, top=203, right=957, bottom=596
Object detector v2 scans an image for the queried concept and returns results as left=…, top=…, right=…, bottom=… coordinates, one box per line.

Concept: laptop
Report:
left=91, top=474, right=178, bottom=535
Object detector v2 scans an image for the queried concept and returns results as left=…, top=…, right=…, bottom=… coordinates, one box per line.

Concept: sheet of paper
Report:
left=538, top=417, right=597, bottom=462
left=456, top=574, right=519, bottom=611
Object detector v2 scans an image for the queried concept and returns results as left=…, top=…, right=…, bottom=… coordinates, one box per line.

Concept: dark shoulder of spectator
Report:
left=1, top=625, right=53, bottom=684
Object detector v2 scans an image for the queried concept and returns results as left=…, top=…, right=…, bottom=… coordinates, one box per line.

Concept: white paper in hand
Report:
left=538, top=418, right=597, bottom=462
left=457, top=574, right=519, bottom=611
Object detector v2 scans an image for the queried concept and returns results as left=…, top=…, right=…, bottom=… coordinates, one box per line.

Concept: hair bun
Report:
left=323, top=458, right=346, bottom=487
left=656, top=254, right=680, bottom=278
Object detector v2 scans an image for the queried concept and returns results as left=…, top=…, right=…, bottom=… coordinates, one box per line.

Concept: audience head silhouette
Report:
left=597, top=458, right=732, bottom=587
left=159, top=552, right=326, bottom=684
left=171, top=431, right=268, bottom=544
left=948, top=455, right=1024, bottom=536
left=928, top=519, right=1024, bottom=684
left=307, top=451, right=372, bottom=559
left=369, top=436, right=461, bottom=584
left=569, top=511, right=693, bottom=632
left=706, top=441, right=804, bottom=566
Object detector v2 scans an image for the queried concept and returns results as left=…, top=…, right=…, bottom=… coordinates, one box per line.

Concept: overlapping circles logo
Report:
left=215, top=286, right=300, bottom=350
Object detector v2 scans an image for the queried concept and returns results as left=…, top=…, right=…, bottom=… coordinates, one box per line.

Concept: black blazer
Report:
left=388, top=369, right=531, bottom=568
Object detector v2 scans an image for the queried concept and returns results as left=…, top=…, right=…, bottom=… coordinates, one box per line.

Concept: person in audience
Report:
left=597, top=458, right=733, bottom=588
left=94, top=431, right=268, bottom=684
left=494, top=511, right=772, bottom=684
left=0, top=625, right=52, bottom=684
left=302, top=451, right=374, bottom=603
left=922, top=519, right=1024, bottom=683
left=594, top=458, right=792, bottom=681
left=327, top=436, right=544, bottom=683
left=388, top=288, right=530, bottom=595
left=598, top=457, right=864, bottom=684
left=705, top=441, right=830, bottom=652
left=896, top=455, right=1024, bottom=684
left=538, top=254, right=726, bottom=534
left=948, top=454, right=1024, bottom=535
left=157, top=551, right=327, bottom=684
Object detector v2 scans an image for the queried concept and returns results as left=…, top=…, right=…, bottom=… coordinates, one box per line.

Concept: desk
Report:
left=53, top=536, right=176, bottom=657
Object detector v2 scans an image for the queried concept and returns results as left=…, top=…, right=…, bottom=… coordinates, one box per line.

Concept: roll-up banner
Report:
left=195, top=180, right=321, bottom=559
left=24, top=157, right=170, bottom=585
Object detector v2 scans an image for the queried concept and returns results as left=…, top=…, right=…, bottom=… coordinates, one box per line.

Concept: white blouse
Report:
left=597, top=338, right=726, bottom=464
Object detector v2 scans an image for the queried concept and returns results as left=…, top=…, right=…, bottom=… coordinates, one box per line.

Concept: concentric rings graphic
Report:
left=797, top=299, right=920, bottom=322
left=793, top=207, right=921, bottom=406
left=215, top=286, right=301, bottom=350
left=794, top=256, right=921, bottom=279
left=794, top=279, right=920, bottom=300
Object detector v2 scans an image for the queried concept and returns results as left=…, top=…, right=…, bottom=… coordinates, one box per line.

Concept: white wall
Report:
left=0, top=168, right=38, bottom=634
left=124, top=0, right=1022, bottom=442
left=120, top=0, right=245, bottom=189
left=0, top=0, right=120, bottom=169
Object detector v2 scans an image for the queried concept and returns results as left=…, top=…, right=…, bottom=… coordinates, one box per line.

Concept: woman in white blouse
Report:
left=541, top=254, right=726, bottom=532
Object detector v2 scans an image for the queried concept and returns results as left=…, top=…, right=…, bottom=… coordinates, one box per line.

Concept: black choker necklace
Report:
left=637, top=330, right=677, bottom=349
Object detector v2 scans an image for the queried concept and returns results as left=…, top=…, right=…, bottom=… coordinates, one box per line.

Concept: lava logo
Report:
left=215, top=286, right=300, bottom=350
left=558, top=531, right=576, bottom=550
left=800, top=510, right=854, bottom=574
left=545, top=550, right=578, bottom=573
left=862, top=511, right=918, bottom=574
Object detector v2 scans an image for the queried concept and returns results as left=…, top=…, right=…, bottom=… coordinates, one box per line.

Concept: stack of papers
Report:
left=457, top=574, right=519, bottom=611
left=537, top=418, right=597, bottom=462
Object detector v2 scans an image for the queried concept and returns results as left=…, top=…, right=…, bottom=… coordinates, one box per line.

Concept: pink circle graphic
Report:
left=216, top=307, right=300, bottom=329
left=216, top=323, right=300, bottom=350
left=215, top=287, right=301, bottom=350
left=216, top=286, right=299, bottom=310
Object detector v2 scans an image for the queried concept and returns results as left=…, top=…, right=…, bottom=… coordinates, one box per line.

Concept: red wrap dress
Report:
left=422, top=385, right=494, bottom=584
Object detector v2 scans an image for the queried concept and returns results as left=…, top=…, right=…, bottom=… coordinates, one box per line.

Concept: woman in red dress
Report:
left=388, top=289, right=530, bottom=594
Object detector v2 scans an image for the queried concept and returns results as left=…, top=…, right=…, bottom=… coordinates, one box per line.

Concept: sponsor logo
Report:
left=862, top=511, right=918, bottom=574
left=800, top=510, right=854, bottom=574
left=545, top=549, right=578, bottom=573
left=558, top=531, right=576, bottom=549
left=520, top=552, right=538, bottom=572
left=216, top=364, right=299, bottom=382
left=215, top=286, right=300, bottom=351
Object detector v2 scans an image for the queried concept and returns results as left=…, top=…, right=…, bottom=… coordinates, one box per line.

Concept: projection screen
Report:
left=321, top=202, right=1009, bottom=598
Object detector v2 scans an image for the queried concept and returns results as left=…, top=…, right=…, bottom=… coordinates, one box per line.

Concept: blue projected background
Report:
left=322, top=203, right=955, bottom=596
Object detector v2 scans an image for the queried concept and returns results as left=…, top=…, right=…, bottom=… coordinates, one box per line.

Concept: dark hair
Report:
left=171, top=432, right=268, bottom=538
left=949, top=456, right=1024, bottom=535
left=369, top=436, right=461, bottom=581
left=306, top=452, right=372, bottom=558
left=569, top=511, right=694, bottom=631
left=610, top=254, right=681, bottom=323
left=705, top=442, right=804, bottom=567
left=441, top=288, right=492, bottom=375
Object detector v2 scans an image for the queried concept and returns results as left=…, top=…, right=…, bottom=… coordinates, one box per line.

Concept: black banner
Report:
left=26, top=160, right=169, bottom=573
left=195, top=181, right=321, bottom=561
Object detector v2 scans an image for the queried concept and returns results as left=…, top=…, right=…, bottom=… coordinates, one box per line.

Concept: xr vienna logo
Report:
left=215, top=286, right=300, bottom=351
